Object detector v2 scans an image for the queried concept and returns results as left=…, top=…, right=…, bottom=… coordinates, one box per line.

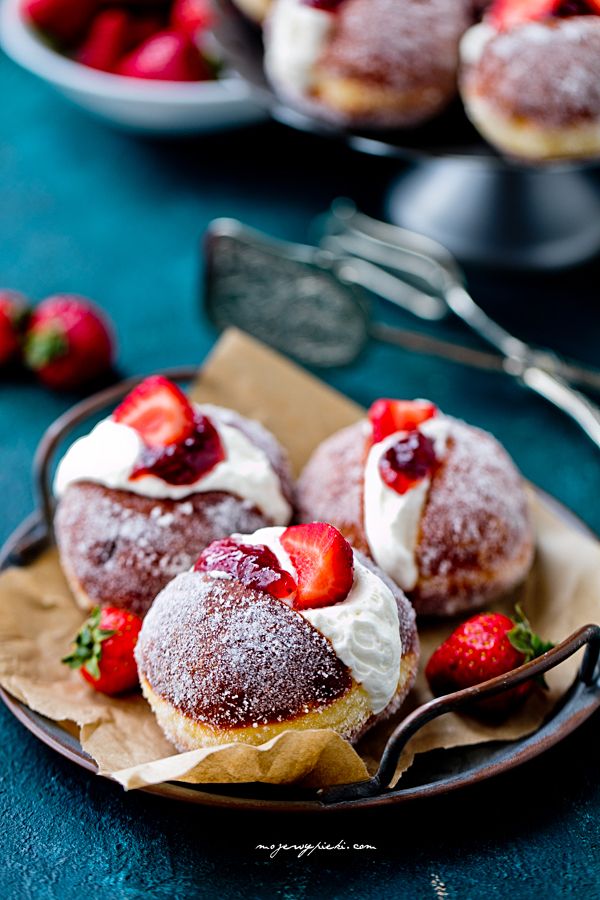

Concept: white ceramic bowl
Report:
left=0, top=0, right=268, bottom=133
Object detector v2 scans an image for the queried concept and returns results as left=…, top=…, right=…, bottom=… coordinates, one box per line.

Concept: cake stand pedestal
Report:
left=383, top=158, right=600, bottom=269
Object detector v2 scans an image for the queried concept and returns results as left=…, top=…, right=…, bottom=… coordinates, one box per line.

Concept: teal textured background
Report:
left=0, top=52, right=599, bottom=899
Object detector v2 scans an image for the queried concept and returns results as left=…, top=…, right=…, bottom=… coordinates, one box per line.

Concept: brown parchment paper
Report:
left=0, top=328, right=598, bottom=792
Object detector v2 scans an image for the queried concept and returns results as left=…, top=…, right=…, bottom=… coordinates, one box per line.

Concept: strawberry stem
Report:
left=62, top=607, right=115, bottom=681
left=25, top=324, right=68, bottom=369
left=508, top=604, right=555, bottom=688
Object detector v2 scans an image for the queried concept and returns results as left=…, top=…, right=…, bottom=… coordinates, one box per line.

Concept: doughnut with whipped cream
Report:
left=297, top=399, right=534, bottom=617
left=136, top=523, right=419, bottom=748
left=460, top=1, right=600, bottom=161
left=54, top=376, right=294, bottom=618
left=264, top=0, right=474, bottom=128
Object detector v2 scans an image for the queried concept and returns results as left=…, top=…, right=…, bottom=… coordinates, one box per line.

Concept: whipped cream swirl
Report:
left=54, top=406, right=292, bottom=524
left=231, top=526, right=401, bottom=715
left=363, top=416, right=451, bottom=592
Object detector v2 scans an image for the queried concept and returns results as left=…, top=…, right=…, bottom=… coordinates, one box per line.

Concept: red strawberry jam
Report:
left=379, top=432, right=437, bottom=495
left=195, top=539, right=297, bottom=600
left=131, top=413, right=225, bottom=486
left=302, top=0, right=345, bottom=9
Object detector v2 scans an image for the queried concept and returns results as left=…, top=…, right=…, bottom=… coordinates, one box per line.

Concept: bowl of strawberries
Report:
left=0, top=0, right=267, bottom=133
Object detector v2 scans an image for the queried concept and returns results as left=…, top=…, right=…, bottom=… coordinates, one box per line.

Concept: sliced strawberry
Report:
left=488, top=0, right=560, bottom=30
left=583, top=0, right=600, bottom=11
left=113, top=375, right=195, bottom=448
left=115, top=29, right=212, bottom=81
left=195, top=539, right=297, bottom=600
left=170, top=0, right=215, bottom=38
left=368, top=398, right=437, bottom=445
left=280, top=523, right=354, bottom=610
left=76, top=9, right=132, bottom=72
left=21, top=0, right=98, bottom=47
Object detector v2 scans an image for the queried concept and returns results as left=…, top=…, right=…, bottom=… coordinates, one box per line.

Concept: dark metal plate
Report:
left=1, top=488, right=598, bottom=813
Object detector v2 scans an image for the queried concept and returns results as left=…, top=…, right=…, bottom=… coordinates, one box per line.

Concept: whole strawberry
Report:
left=0, top=290, right=30, bottom=367
left=425, top=606, right=554, bottom=716
left=25, top=295, right=115, bottom=390
left=62, top=606, right=142, bottom=695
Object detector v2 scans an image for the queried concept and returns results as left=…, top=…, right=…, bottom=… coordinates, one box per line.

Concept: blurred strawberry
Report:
left=116, top=29, right=212, bottom=80
left=0, top=290, right=30, bottom=367
left=368, top=398, right=437, bottom=445
left=21, top=0, right=98, bottom=47
left=25, top=295, right=115, bottom=390
left=489, top=0, right=559, bottom=30
left=170, top=0, right=215, bottom=38
left=76, top=9, right=132, bottom=72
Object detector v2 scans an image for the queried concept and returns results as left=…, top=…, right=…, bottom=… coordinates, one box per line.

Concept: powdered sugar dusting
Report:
left=297, top=420, right=370, bottom=555
left=417, top=419, right=531, bottom=580
left=136, top=571, right=353, bottom=728
left=462, top=17, right=600, bottom=125
left=55, top=483, right=271, bottom=618
left=320, top=0, right=473, bottom=87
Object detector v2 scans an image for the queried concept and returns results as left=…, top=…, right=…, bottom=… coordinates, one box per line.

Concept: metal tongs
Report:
left=318, top=201, right=600, bottom=451
left=204, top=213, right=600, bottom=452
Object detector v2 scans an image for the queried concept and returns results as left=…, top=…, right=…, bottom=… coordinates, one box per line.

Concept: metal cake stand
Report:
left=214, top=0, right=600, bottom=270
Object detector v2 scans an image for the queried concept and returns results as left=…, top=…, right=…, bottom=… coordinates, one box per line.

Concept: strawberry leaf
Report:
left=25, top=324, right=68, bottom=369
left=83, top=656, right=101, bottom=680
left=507, top=604, right=555, bottom=688
left=62, top=607, right=115, bottom=680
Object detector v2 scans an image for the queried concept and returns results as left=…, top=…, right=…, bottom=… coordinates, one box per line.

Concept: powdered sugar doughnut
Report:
left=136, top=526, right=419, bottom=748
left=460, top=16, right=600, bottom=161
left=55, top=403, right=294, bottom=618
left=264, top=0, right=474, bottom=128
left=297, top=413, right=534, bottom=617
